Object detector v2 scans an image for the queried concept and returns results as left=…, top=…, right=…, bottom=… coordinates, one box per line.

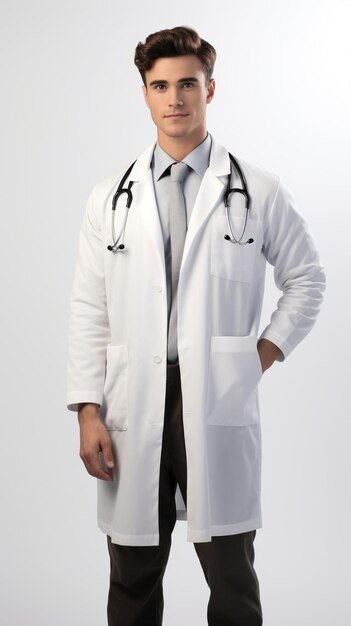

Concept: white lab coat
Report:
left=66, top=135, right=326, bottom=546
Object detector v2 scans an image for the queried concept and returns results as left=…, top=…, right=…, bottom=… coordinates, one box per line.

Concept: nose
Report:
left=168, top=87, right=183, bottom=107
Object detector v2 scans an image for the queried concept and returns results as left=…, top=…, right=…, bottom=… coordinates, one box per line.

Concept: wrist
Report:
left=77, top=403, right=100, bottom=423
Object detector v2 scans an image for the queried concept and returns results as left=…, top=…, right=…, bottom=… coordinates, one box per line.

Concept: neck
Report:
left=157, top=128, right=208, bottom=162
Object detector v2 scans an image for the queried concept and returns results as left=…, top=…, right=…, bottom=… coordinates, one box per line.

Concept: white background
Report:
left=1, top=0, right=350, bottom=624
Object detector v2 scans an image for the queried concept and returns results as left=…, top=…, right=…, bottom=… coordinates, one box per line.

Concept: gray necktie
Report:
left=167, top=161, right=190, bottom=363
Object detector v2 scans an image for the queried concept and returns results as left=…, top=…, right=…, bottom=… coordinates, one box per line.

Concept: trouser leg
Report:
left=106, top=362, right=181, bottom=626
left=193, top=530, right=263, bottom=626
left=106, top=495, right=172, bottom=626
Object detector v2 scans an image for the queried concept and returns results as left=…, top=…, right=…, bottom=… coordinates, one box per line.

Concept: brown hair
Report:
left=134, top=26, right=217, bottom=86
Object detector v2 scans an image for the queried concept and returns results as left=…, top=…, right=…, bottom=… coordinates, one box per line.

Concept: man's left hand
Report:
left=257, top=338, right=283, bottom=374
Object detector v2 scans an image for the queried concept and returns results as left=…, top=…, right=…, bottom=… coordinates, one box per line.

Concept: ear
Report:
left=142, top=84, right=150, bottom=108
left=206, top=78, right=216, bottom=104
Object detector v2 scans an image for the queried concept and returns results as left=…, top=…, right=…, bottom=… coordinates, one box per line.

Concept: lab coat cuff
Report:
left=66, top=391, right=103, bottom=413
left=258, top=329, right=292, bottom=361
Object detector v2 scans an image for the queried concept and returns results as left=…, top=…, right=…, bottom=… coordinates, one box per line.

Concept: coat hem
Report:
left=98, top=516, right=262, bottom=546
left=98, top=518, right=161, bottom=546
left=186, top=517, right=262, bottom=542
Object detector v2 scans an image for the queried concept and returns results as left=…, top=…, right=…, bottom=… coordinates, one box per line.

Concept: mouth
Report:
left=164, top=113, right=189, bottom=119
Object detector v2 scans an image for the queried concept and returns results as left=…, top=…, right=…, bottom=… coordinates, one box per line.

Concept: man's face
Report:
left=142, top=55, right=215, bottom=142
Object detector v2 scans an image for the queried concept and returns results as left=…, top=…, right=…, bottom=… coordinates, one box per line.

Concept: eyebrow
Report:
left=149, top=77, right=200, bottom=86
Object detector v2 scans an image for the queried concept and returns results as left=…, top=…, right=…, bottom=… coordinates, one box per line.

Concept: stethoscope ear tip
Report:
left=224, top=234, right=254, bottom=245
left=107, top=243, right=126, bottom=252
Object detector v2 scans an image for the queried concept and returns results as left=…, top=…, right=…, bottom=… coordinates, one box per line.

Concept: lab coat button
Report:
left=156, top=284, right=163, bottom=292
left=153, top=355, right=162, bottom=363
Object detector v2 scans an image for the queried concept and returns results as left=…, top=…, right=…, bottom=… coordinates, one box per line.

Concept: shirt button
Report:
left=153, top=355, right=162, bottom=364
left=156, top=284, right=163, bottom=292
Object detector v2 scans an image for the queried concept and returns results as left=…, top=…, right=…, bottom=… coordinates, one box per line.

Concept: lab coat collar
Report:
left=129, top=132, right=231, bottom=183
left=152, top=132, right=212, bottom=180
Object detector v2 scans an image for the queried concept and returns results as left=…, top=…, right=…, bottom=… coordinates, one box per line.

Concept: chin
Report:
left=166, top=130, right=189, bottom=137
left=161, top=126, right=192, bottom=138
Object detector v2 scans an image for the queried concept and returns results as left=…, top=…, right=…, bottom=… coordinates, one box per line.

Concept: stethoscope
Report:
left=107, top=151, right=254, bottom=252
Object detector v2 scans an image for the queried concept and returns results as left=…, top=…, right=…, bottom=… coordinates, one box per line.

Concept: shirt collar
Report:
left=152, top=132, right=212, bottom=181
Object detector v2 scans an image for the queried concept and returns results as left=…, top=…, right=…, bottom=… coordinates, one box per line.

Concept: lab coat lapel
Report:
left=181, top=137, right=231, bottom=272
left=128, top=136, right=231, bottom=277
left=130, top=142, right=166, bottom=278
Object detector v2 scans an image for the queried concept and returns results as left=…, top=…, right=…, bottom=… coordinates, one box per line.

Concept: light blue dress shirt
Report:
left=150, top=132, right=212, bottom=360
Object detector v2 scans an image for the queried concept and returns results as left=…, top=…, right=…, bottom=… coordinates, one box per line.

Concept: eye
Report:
left=154, top=84, right=166, bottom=91
left=183, top=82, right=195, bottom=88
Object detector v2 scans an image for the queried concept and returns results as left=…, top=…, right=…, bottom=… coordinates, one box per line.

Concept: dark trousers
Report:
left=107, top=362, right=263, bottom=625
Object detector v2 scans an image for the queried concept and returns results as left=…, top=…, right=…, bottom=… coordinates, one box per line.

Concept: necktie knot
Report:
left=170, top=161, right=189, bottom=184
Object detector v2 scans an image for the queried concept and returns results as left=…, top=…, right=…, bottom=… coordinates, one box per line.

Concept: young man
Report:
left=66, top=26, right=326, bottom=626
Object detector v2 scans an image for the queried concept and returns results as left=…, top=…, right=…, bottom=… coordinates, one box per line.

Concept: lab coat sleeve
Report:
left=259, top=179, right=326, bottom=360
left=66, top=187, right=111, bottom=412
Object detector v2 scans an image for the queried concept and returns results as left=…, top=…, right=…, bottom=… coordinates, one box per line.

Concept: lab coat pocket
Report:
left=206, top=334, right=262, bottom=427
left=100, top=344, right=129, bottom=431
left=210, top=215, right=260, bottom=282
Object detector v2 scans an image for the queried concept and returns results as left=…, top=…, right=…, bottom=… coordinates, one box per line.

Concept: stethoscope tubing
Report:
left=107, top=161, right=136, bottom=252
left=107, top=152, right=253, bottom=252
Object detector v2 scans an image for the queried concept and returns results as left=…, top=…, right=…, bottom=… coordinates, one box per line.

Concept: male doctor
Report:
left=66, top=25, right=326, bottom=626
